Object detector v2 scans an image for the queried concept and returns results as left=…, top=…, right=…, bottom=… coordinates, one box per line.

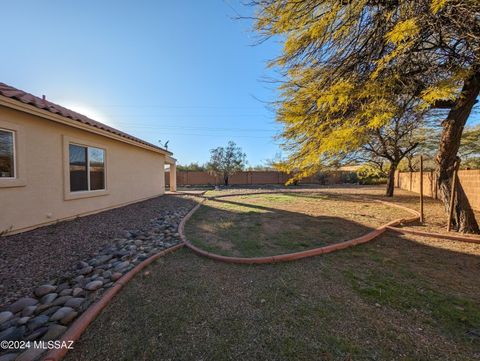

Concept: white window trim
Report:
left=0, top=119, right=26, bottom=188
left=63, top=135, right=109, bottom=200
left=0, top=128, right=16, bottom=179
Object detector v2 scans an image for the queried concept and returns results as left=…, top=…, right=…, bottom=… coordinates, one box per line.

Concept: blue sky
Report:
left=2, top=1, right=478, bottom=167
left=1, top=1, right=282, bottom=166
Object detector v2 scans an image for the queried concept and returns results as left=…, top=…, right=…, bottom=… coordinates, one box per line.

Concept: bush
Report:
left=356, top=165, right=387, bottom=185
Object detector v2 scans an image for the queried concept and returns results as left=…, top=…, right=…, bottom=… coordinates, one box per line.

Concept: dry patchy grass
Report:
left=185, top=192, right=413, bottom=257
left=65, top=186, right=480, bottom=361
left=66, top=239, right=480, bottom=361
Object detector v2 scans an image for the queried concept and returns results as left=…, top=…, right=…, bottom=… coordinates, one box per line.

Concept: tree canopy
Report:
left=253, top=0, right=480, bottom=232
left=207, top=141, right=247, bottom=185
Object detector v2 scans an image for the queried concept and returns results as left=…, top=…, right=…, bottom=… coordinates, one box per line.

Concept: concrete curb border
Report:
left=387, top=226, right=480, bottom=243
left=41, top=243, right=184, bottom=361
left=40, top=190, right=479, bottom=361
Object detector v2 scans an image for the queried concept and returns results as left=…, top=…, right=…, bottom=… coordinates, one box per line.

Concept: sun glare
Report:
left=64, top=103, right=116, bottom=128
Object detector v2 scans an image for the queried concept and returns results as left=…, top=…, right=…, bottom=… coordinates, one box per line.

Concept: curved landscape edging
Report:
left=40, top=190, right=478, bottom=361
left=387, top=226, right=480, bottom=243
left=179, top=191, right=421, bottom=264
left=41, top=243, right=184, bottom=361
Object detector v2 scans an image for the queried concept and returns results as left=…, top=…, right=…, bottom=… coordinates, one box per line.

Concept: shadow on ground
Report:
left=65, top=233, right=480, bottom=361
left=185, top=192, right=411, bottom=257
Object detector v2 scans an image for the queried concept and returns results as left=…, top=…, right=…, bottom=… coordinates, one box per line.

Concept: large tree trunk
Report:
left=435, top=71, right=480, bottom=233
left=385, top=162, right=397, bottom=197
left=224, top=174, right=229, bottom=186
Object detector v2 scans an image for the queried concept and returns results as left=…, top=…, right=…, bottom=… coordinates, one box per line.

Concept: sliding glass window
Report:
left=69, top=144, right=105, bottom=192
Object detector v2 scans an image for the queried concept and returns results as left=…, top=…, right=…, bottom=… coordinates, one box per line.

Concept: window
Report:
left=69, top=144, right=105, bottom=192
left=0, top=129, right=15, bottom=178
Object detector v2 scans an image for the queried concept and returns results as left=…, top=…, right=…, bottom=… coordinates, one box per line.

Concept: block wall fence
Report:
left=395, top=170, right=480, bottom=211
left=165, top=170, right=353, bottom=187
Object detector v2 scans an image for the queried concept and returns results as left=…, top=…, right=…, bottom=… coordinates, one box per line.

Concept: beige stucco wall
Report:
left=0, top=105, right=166, bottom=234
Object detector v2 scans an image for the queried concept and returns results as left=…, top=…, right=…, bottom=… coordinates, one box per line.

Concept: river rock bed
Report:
left=0, top=195, right=196, bottom=361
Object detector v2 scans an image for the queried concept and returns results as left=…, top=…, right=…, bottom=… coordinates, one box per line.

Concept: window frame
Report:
left=0, top=127, right=16, bottom=179
left=63, top=135, right=109, bottom=200
left=0, top=120, right=26, bottom=188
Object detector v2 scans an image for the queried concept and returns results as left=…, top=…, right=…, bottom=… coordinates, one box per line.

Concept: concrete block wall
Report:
left=396, top=170, right=480, bottom=211
left=165, top=170, right=354, bottom=187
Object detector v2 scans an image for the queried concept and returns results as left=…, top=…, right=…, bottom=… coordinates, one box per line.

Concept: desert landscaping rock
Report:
left=111, top=272, right=123, bottom=281
left=43, top=324, right=67, bottom=341
left=0, top=326, right=25, bottom=342
left=72, top=287, right=84, bottom=297
left=0, top=195, right=196, bottom=360
left=25, top=326, right=48, bottom=341
left=50, top=307, right=75, bottom=322
left=52, top=295, right=73, bottom=306
left=59, top=288, right=72, bottom=296
left=27, top=315, right=49, bottom=331
left=0, top=353, right=19, bottom=361
left=77, top=266, right=93, bottom=275
left=8, top=298, right=38, bottom=314
left=33, top=284, right=56, bottom=298
left=0, top=312, right=13, bottom=324
left=39, top=306, right=61, bottom=317
left=17, top=317, right=30, bottom=325
left=64, top=297, right=85, bottom=309
left=40, top=292, right=58, bottom=304
left=60, top=310, right=78, bottom=325
left=34, top=303, right=55, bottom=314
left=85, top=280, right=103, bottom=291
left=21, top=306, right=37, bottom=317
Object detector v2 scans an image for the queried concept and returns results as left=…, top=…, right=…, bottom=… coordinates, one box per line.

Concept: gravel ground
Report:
left=0, top=195, right=197, bottom=306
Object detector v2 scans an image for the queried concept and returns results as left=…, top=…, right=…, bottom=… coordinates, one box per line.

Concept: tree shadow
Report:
left=186, top=195, right=388, bottom=258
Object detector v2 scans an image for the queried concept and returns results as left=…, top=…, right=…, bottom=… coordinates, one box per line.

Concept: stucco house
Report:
left=0, top=82, right=177, bottom=235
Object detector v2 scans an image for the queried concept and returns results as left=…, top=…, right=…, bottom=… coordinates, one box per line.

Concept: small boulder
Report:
left=0, top=311, right=13, bottom=324
left=34, top=284, right=56, bottom=298
left=50, top=307, right=75, bottom=322
left=40, top=292, right=58, bottom=304
left=39, top=306, right=60, bottom=317
left=16, top=317, right=30, bottom=325
left=59, top=288, right=72, bottom=297
left=0, top=353, right=19, bottom=361
left=21, top=306, right=37, bottom=317
left=78, top=266, right=93, bottom=275
left=64, top=297, right=85, bottom=309
left=52, top=295, right=73, bottom=306
left=72, top=287, right=84, bottom=297
left=27, top=315, right=49, bottom=331
left=25, top=326, right=48, bottom=341
left=9, top=298, right=38, bottom=313
left=85, top=280, right=103, bottom=291
left=0, top=326, right=25, bottom=342
left=60, top=311, right=78, bottom=325
left=111, top=272, right=123, bottom=281
left=42, top=324, right=67, bottom=341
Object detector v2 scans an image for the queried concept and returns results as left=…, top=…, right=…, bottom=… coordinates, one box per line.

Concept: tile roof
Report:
left=0, top=82, right=171, bottom=154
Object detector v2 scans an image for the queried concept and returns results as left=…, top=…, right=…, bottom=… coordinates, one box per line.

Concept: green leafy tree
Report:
left=253, top=0, right=480, bottom=232
left=207, top=141, right=247, bottom=186
left=459, top=125, right=480, bottom=168
left=177, top=162, right=206, bottom=172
